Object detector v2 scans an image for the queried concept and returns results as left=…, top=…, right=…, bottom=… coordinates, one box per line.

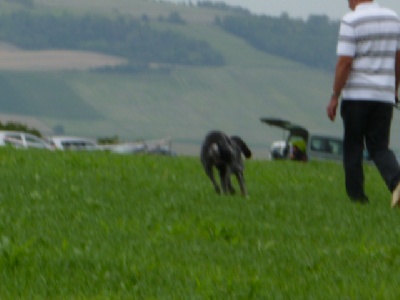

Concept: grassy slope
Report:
left=39, top=28, right=339, bottom=157
left=2, top=0, right=400, bottom=156
left=1, top=148, right=400, bottom=298
left=0, top=72, right=102, bottom=120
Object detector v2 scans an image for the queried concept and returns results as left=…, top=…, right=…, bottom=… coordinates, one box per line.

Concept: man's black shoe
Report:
left=350, top=195, right=369, bottom=204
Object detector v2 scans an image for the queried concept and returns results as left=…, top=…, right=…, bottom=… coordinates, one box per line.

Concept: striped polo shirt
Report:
left=337, top=2, right=400, bottom=103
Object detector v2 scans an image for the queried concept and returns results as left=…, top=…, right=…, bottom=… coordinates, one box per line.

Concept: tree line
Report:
left=0, top=11, right=225, bottom=67
left=0, top=121, right=41, bottom=137
left=0, top=3, right=341, bottom=71
left=197, top=1, right=340, bottom=70
left=216, top=12, right=340, bottom=71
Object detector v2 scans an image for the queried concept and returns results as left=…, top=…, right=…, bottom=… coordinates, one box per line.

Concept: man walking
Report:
left=326, top=0, right=400, bottom=207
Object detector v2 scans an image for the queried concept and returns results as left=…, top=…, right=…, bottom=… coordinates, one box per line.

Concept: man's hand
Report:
left=327, top=56, right=352, bottom=121
left=327, top=96, right=339, bottom=121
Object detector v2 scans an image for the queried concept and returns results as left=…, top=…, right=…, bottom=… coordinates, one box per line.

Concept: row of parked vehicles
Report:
left=0, top=130, right=174, bottom=155
left=0, top=131, right=100, bottom=151
left=0, top=118, right=349, bottom=161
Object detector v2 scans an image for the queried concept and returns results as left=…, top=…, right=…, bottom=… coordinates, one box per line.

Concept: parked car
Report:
left=103, top=137, right=176, bottom=155
left=103, top=141, right=146, bottom=154
left=46, top=136, right=102, bottom=151
left=0, top=130, right=53, bottom=150
left=260, top=117, right=344, bottom=161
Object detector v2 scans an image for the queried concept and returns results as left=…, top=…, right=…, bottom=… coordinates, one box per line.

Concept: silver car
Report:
left=46, top=136, right=102, bottom=151
left=0, top=130, right=53, bottom=150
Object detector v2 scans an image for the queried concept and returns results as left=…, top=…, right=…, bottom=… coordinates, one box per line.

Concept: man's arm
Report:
left=395, top=50, right=400, bottom=101
left=327, top=56, right=353, bottom=121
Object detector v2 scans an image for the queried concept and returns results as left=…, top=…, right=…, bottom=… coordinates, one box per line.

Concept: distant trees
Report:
left=165, top=11, right=186, bottom=24
left=0, top=121, right=41, bottom=137
left=0, top=5, right=341, bottom=71
left=217, top=13, right=339, bottom=71
left=0, top=11, right=224, bottom=66
left=4, top=0, right=33, bottom=7
left=197, top=1, right=251, bottom=14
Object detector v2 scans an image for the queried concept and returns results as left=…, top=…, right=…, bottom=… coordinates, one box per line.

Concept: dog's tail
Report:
left=230, top=136, right=252, bottom=159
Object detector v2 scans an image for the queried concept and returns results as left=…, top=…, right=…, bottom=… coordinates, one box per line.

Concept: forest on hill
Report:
left=217, top=13, right=339, bottom=71
left=0, top=0, right=340, bottom=71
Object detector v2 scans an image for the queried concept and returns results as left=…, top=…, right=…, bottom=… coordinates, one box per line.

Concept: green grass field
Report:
left=1, top=148, right=400, bottom=298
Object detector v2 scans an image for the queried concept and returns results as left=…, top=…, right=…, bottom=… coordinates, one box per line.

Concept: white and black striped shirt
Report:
left=337, top=2, right=400, bottom=103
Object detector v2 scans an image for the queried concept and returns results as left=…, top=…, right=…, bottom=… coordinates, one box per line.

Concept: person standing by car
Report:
left=326, top=0, right=400, bottom=207
left=290, top=140, right=308, bottom=162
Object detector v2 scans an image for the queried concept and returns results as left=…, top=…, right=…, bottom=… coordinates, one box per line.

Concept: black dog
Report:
left=200, top=130, right=252, bottom=196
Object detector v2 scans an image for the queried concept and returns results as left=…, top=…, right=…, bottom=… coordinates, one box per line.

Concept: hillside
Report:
left=1, top=0, right=400, bottom=157
left=34, top=0, right=227, bottom=24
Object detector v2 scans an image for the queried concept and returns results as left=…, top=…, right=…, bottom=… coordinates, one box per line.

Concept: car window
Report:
left=310, top=137, right=343, bottom=155
left=329, top=140, right=343, bottom=155
left=4, top=133, right=23, bottom=146
left=24, top=134, right=48, bottom=149
left=61, top=140, right=96, bottom=150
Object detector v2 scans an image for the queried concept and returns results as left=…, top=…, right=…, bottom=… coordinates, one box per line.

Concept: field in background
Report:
left=2, top=0, right=400, bottom=155
left=1, top=148, right=400, bottom=298
left=0, top=0, right=339, bottom=155
left=0, top=48, right=127, bottom=71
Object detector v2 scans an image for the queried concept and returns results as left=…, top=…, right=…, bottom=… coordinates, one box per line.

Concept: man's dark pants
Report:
left=341, top=100, right=400, bottom=199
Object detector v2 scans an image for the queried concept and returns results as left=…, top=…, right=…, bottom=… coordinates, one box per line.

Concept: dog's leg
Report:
left=218, top=167, right=230, bottom=194
left=205, top=165, right=221, bottom=194
left=234, top=171, right=247, bottom=196
left=227, top=176, right=236, bottom=194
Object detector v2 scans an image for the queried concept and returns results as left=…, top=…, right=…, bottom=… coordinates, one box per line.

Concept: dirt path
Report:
left=0, top=43, right=127, bottom=71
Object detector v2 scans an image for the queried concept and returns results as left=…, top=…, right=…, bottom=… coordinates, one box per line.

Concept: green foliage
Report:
left=97, top=135, right=120, bottom=145
left=218, top=13, right=339, bottom=71
left=1, top=148, right=400, bottom=298
left=0, top=0, right=339, bottom=70
left=198, top=1, right=251, bottom=14
left=3, top=0, right=32, bottom=8
left=0, top=120, right=41, bottom=136
left=0, top=11, right=224, bottom=66
left=165, top=11, right=186, bottom=25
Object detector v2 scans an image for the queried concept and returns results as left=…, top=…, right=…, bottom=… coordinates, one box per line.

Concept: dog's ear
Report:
left=230, top=136, right=252, bottom=159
